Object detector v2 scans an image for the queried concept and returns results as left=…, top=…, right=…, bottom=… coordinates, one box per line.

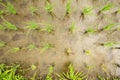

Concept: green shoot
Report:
left=3, top=21, right=18, bottom=30
left=103, top=24, right=115, bottom=30
left=101, top=3, right=113, bottom=12
left=41, top=24, right=53, bottom=33
left=85, top=28, right=96, bottom=34
left=45, top=66, right=54, bottom=80
left=0, top=64, right=25, bottom=80
left=9, top=47, right=20, bottom=53
left=0, top=41, right=5, bottom=47
left=41, top=42, right=53, bottom=52
left=27, top=44, right=37, bottom=50
left=31, top=64, right=36, bottom=71
left=69, top=22, right=76, bottom=33
left=1, top=1, right=17, bottom=14
left=84, top=50, right=91, bottom=55
left=29, top=6, right=38, bottom=15
left=57, top=64, right=87, bottom=80
left=26, top=22, right=39, bottom=30
left=45, top=1, right=54, bottom=13
left=66, top=0, right=71, bottom=15
left=82, top=7, right=93, bottom=15
left=103, top=42, right=117, bottom=47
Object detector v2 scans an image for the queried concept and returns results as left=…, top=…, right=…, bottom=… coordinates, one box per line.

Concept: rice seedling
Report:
left=27, top=44, right=37, bottom=50
left=45, top=66, right=54, bottom=80
left=98, top=3, right=113, bottom=14
left=41, top=42, right=54, bottom=52
left=8, top=47, right=20, bottom=53
left=83, top=50, right=91, bottom=55
left=69, top=22, right=76, bottom=33
left=84, top=27, right=96, bottom=34
left=103, top=24, right=115, bottom=31
left=40, top=24, right=54, bottom=33
left=65, top=48, right=72, bottom=55
left=3, top=20, right=18, bottom=30
left=65, top=0, right=72, bottom=16
left=82, top=7, right=93, bottom=15
left=80, top=7, right=93, bottom=20
left=0, top=1, right=17, bottom=14
left=0, top=41, right=5, bottom=47
left=31, top=64, right=36, bottom=71
left=29, top=6, right=38, bottom=15
left=57, top=64, right=87, bottom=80
left=0, top=64, right=25, bottom=80
left=26, top=22, right=39, bottom=30
left=102, top=42, right=118, bottom=47
left=45, top=1, right=54, bottom=14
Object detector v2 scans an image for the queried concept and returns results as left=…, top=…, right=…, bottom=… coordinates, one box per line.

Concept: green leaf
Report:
left=69, top=22, right=76, bottom=33
left=101, top=3, right=113, bottom=12
left=26, top=22, right=38, bottom=30
left=66, top=0, right=71, bottom=14
left=41, top=24, right=53, bottom=33
left=45, top=1, right=54, bottom=13
left=9, top=47, right=20, bottom=53
left=86, top=28, right=96, bottom=34
left=103, top=24, right=115, bottom=30
left=3, top=21, right=18, bottom=30
left=83, top=7, right=93, bottom=15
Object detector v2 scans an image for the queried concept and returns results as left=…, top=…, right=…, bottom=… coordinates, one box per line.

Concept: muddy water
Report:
left=0, top=0, right=120, bottom=79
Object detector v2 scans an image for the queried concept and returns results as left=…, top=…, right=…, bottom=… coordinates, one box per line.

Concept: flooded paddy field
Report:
left=0, top=0, right=120, bottom=80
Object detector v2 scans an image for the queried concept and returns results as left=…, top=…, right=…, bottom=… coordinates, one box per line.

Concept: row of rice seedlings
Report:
left=57, top=64, right=87, bottom=80
left=0, top=63, right=120, bottom=80
left=84, top=23, right=118, bottom=34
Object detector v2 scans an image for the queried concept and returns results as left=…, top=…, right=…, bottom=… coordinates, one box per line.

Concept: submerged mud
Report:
left=0, top=0, right=120, bottom=79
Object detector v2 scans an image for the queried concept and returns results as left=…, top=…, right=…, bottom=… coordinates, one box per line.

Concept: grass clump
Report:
left=45, top=1, right=54, bottom=13
left=3, top=20, right=18, bottom=30
left=83, top=50, right=91, bottom=55
left=29, top=6, right=38, bottom=15
left=8, top=47, right=20, bottom=53
left=84, top=28, right=96, bottom=34
left=103, top=42, right=118, bottom=47
left=69, top=22, right=76, bottom=33
left=103, top=24, right=115, bottom=31
left=65, top=0, right=72, bottom=16
left=0, top=64, right=25, bottom=80
left=26, top=22, right=39, bottom=30
left=41, top=42, right=54, bottom=52
left=57, top=64, right=87, bottom=80
left=82, top=7, right=93, bottom=15
left=45, top=66, right=54, bottom=80
left=41, top=24, right=54, bottom=33
left=0, top=1, right=17, bottom=14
